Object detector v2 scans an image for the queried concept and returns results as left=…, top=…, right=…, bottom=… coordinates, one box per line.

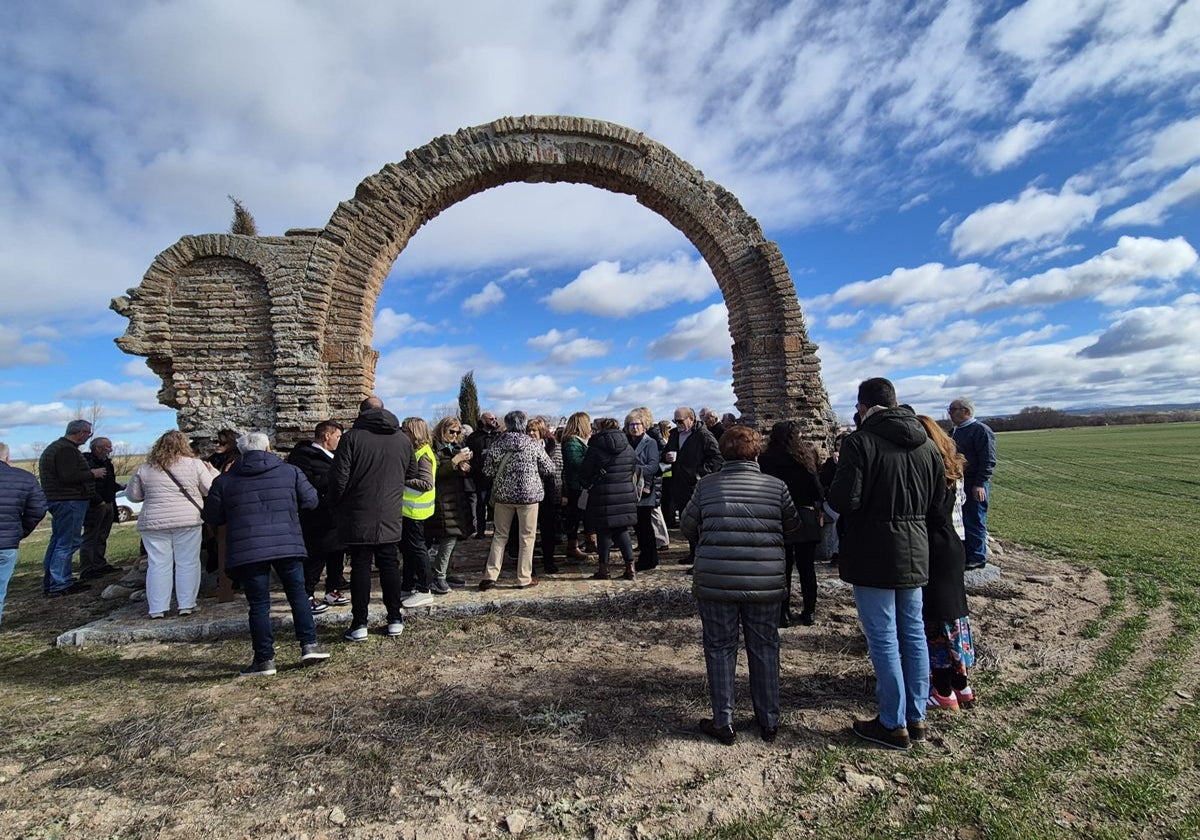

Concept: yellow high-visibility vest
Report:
left=402, top=443, right=437, bottom=520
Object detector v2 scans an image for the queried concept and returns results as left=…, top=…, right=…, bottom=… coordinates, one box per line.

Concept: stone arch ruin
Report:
left=113, top=115, right=831, bottom=447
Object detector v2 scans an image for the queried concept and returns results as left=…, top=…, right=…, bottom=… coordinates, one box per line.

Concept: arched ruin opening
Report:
left=113, top=116, right=830, bottom=446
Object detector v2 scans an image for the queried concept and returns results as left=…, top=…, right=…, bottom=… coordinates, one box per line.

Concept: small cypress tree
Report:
left=458, top=370, right=481, bottom=429
left=228, top=195, right=258, bottom=235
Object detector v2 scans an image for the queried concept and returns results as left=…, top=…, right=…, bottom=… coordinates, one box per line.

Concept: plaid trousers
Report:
left=696, top=598, right=781, bottom=729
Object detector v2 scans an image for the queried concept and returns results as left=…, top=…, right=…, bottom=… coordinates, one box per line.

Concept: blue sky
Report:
left=2, top=0, right=1198, bottom=457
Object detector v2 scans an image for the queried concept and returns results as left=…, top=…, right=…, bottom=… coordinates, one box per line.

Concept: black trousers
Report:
left=348, top=543, right=402, bottom=626
left=784, top=542, right=818, bottom=617
left=400, top=519, right=432, bottom=592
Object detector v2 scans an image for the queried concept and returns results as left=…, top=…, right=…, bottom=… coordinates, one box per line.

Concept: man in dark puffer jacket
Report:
left=829, top=377, right=947, bottom=751
left=202, top=432, right=328, bottom=677
left=682, top=426, right=801, bottom=746
left=1, top=441, right=48, bottom=628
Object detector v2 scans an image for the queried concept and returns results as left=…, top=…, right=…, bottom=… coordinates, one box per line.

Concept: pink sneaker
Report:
left=928, top=687, right=960, bottom=711
left=954, top=686, right=977, bottom=709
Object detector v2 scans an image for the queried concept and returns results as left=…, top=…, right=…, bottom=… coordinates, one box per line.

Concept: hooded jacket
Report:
left=328, top=408, right=418, bottom=545
left=828, top=407, right=947, bottom=589
left=579, top=428, right=639, bottom=530
left=202, top=450, right=317, bottom=569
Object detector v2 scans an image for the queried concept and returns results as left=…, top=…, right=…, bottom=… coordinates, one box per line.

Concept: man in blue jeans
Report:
left=38, top=419, right=107, bottom=597
left=949, top=397, right=997, bottom=569
left=202, top=432, right=330, bottom=676
left=830, top=378, right=947, bottom=750
left=0, top=441, right=49, bottom=627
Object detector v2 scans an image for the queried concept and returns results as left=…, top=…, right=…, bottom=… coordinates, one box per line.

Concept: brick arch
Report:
left=311, top=115, right=830, bottom=435
left=113, top=116, right=830, bottom=446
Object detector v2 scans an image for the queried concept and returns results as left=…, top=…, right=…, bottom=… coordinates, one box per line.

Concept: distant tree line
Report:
left=969, top=406, right=1200, bottom=433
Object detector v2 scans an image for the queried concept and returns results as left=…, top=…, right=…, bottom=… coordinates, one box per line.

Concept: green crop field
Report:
left=990, top=421, right=1200, bottom=587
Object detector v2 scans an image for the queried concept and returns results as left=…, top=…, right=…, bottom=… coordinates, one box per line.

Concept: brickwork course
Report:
left=112, top=115, right=832, bottom=448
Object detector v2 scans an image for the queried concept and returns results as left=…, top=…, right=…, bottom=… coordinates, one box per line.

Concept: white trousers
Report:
left=142, top=526, right=203, bottom=614
left=650, top=505, right=670, bottom=547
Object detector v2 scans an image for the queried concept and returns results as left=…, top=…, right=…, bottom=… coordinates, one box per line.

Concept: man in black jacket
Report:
left=949, top=397, right=997, bottom=570
left=664, top=406, right=723, bottom=565
left=465, top=411, right=501, bottom=538
left=80, top=437, right=123, bottom=580
left=829, top=378, right=947, bottom=751
left=287, top=420, right=348, bottom=613
left=38, top=419, right=106, bottom=596
left=328, top=397, right=419, bottom=642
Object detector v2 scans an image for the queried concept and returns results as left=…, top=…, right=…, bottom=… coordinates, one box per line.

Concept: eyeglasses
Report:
left=627, top=422, right=643, bottom=428
left=672, top=417, right=686, bottom=423
left=446, top=428, right=462, bottom=435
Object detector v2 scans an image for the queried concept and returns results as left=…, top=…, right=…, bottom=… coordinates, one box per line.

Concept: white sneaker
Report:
left=387, top=619, right=405, bottom=637
left=402, top=591, right=434, bottom=608
left=343, top=625, right=368, bottom=642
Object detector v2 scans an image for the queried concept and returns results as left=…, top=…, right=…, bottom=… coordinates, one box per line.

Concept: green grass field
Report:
left=991, top=421, right=1200, bottom=587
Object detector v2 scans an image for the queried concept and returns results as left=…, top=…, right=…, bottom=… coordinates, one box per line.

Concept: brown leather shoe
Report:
left=518, top=579, right=539, bottom=589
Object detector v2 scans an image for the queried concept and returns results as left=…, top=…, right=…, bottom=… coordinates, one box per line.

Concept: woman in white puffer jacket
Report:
left=126, top=430, right=216, bottom=618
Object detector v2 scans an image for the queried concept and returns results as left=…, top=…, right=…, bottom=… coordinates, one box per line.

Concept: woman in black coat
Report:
left=917, top=415, right=977, bottom=711
left=759, top=421, right=825, bottom=627
left=578, top=418, right=639, bottom=580
left=426, top=416, right=472, bottom=590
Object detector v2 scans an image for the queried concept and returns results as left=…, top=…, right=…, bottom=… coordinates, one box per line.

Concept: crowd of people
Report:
left=0, top=382, right=996, bottom=747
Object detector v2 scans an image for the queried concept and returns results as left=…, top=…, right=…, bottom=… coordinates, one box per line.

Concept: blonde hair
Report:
left=401, top=417, right=431, bottom=448
left=631, top=406, right=655, bottom=427
left=526, top=416, right=549, bottom=439
left=432, top=416, right=462, bottom=445
left=146, top=430, right=193, bottom=470
left=918, top=415, right=965, bottom=485
left=563, top=411, right=592, bottom=442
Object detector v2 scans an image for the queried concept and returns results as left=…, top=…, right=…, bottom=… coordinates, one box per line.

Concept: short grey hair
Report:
left=952, top=396, right=976, bottom=415
left=65, top=419, right=92, bottom=437
left=0, top=442, right=9, bottom=462
left=504, top=410, right=527, bottom=431
left=237, top=431, right=271, bottom=453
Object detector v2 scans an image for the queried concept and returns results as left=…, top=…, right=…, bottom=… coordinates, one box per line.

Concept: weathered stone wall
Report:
left=113, top=115, right=832, bottom=448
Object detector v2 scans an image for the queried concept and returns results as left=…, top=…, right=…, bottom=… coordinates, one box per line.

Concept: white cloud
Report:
left=542, top=255, right=717, bottom=318
left=831, top=262, right=996, bottom=307
left=825, top=312, right=863, bottom=330
left=950, top=186, right=1103, bottom=258
left=1079, top=299, right=1200, bottom=358
left=647, top=304, right=732, bottom=361
left=0, top=325, right=53, bottom=367
left=487, top=374, right=582, bottom=403
left=59, top=378, right=166, bottom=412
left=990, top=0, right=1108, bottom=63
left=0, top=401, right=77, bottom=432
left=981, top=235, right=1197, bottom=310
left=1103, top=165, right=1200, bottom=228
left=374, top=344, right=486, bottom=398
left=121, top=358, right=158, bottom=379
left=461, top=281, right=505, bottom=316
left=1124, top=116, right=1200, bottom=176
left=978, top=119, right=1058, bottom=171
left=526, top=328, right=578, bottom=351
left=600, top=376, right=735, bottom=420
left=994, top=0, right=1200, bottom=112
left=592, top=365, right=645, bottom=384
left=373, top=308, right=436, bottom=346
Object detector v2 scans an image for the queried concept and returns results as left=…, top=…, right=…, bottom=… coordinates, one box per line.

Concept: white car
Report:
left=115, top=489, right=143, bottom=523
